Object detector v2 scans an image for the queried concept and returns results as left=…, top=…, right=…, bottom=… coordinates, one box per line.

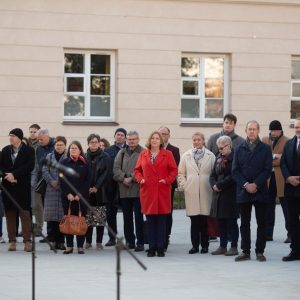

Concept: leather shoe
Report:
left=188, top=247, right=199, bottom=254
left=63, top=247, right=73, bottom=254
left=134, top=244, right=144, bottom=252
left=147, top=248, right=156, bottom=257
left=157, top=248, right=165, bottom=257
left=282, top=252, right=300, bottom=262
left=200, top=248, right=209, bottom=254
left=105, top=240, right=116, bottom=247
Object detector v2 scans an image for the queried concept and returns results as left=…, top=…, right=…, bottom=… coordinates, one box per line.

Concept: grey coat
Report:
left=42, top=151, right=67, bottom=221
left=113, top=145, right=144, bottom=198
left=207, top=130, right=245, bottom=156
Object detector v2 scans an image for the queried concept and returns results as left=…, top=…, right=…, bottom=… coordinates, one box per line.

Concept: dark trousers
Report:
left=239, top=202, right=267, bottom=254
left=165, top=187, right=175, bottom=242
left=85, top=226, right=104, bottom=244
left=121, top=197, right=144, bottom=246
left=280, top=197, right=290, bottom=236
left=66, top=234, right=85, bottom=248
left=189, top=215, right=209, bottom=249
left=218, top=218, right=239, bottom=248
left=47, top=221, right=64, bottom=244
left=106, top=202, right=118, bottom=241
left=286, top=197, right=300, bottom=254
left=146, top=214, right=167, bottom=250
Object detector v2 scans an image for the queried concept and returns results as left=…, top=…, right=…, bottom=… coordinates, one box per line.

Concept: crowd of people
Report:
left=0, top=114, right=299, bottom=262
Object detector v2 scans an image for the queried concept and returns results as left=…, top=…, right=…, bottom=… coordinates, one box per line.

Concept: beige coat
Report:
left=177, top=148, right=215, bottom=216
left=262, top=135, right=289, bottom=198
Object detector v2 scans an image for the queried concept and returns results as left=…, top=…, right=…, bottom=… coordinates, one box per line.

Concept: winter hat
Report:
left=269, top=120, right=282, bottom=131
left=9, top=128, right=24, bottom=141
left=114, top=128, right=127, bottom=136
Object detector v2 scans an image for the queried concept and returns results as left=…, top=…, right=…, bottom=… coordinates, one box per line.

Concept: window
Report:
left=181, top=54, right=228, bottom=122
left=63, top=50, right=115, bottom=121
left=291, top=56, right=300, bottom=119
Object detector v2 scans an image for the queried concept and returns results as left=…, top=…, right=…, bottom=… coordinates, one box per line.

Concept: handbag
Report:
left=59, top=201, right=88, bottom=236
left=35, top=178, right=47, bottom=195
left=85, top=206, right=107, bottom=227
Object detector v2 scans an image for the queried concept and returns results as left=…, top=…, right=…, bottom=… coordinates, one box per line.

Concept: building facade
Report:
left=1, top=0, right=300, bottom=150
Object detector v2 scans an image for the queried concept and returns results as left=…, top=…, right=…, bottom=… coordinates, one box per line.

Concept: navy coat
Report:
left=232, top=139, right=272, bottom=203
left=280, top=136, right=300, bottom=197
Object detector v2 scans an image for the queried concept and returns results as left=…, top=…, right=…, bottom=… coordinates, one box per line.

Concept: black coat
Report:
left=166, top=143, right=180, bottom=188
left=209, top=151, right=238, bottom=219
left=86, top=149, right=110, bottom=205
left=59, top=157, right=91, bottom=215
left=280, top=136, right=300, bottom=197
left=0, top=143, right=35, bottom=210
left=232, top=139, right=272, bottom=204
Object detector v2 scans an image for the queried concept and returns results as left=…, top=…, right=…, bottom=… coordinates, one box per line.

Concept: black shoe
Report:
left=78, top=248, right=85, bottom=254
left=63, top=248, right=73, bottom=254
left=282, top=252, right=300, bottom=262
left=235, top=253, right=251, bottom=262
left=147, top=248, right=156, bottom=257
left=256, top=253, right=266, bottom=262
left=134, top=244, right=144, bottom=252
left=284, top=237, right=291, bottom=243
left=39, top=237, right=54, bottom=243
left=157, top=248, right=165, bottom=257
left=105, top=240, right=116, bottom=247
left=200, top=248, right=209, bottom=254
left=126, top=243, right=135, bottom=250
left=188, top=247, right=199, bottom=254
left=55, top=243, right=66, bottom=250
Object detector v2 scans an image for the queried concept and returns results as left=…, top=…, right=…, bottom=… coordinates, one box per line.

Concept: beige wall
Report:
left=0, top=0, right=299, bottom=152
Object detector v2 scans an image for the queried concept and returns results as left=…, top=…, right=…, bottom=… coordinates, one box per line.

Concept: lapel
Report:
left=13, top=143, right=25, bottom=167
left=187, top=149, right=199, bottom=173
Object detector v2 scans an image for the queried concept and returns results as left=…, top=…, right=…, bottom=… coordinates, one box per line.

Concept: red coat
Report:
left=134, top=149, right=178, bottom=215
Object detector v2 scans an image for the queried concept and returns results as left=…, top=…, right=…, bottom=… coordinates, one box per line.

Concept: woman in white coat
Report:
left=178, top=132, right=215, bottom=254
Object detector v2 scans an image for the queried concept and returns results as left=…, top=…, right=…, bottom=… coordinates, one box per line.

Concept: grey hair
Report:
left=37, top=128, right=50, bottom=136
left=127, top=130, right=139, bottom=137
left=216, top=136, right=232, bottom=148
left=246, top=120, right=260, bottom=130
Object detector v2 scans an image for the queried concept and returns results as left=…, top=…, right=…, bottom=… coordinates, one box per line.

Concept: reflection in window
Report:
left=64, top=96, right=84, bottom=116
left=181, top=55, right=227, bottom=121
left=291, top=57, right=300, bottom=119
left=64, top=51, right=114, bottom=120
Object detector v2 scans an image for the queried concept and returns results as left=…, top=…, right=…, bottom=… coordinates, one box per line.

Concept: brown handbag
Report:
left=59, top=201, right=88, bottom=236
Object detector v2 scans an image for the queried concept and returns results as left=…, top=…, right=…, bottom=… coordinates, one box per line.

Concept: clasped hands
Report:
left=67, top=194, right=80, bottom=201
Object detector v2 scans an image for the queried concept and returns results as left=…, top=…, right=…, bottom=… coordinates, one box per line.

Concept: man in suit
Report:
left=158, top=126, right=180, bottom=249
left=262, top=120, right=290, bottom=242
left=280, top=118, right=300, bottom=261
left=232, top=121, right=272, bottom=262
left=0, top=128, right=35, bottom=252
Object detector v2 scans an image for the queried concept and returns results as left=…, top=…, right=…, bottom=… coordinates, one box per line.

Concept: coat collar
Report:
left=186, top=147, right=212, bottom=172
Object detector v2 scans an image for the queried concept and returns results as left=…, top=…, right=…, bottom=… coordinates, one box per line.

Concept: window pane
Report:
left=64, top=96, right=84, bottom=116
left=90, top=96, right=110, bottom=117
left=292, top=59, right=300, bottom=79
left=205, top=99, right=223, bottom=118
left=64, top=54, right=84, bottom=73
left=91, top=76, right=110, bottom=95
left=292, top=82, right=300, bottom=97
left=205, top=79, right=224, bottom=98
left=181, top=57, right=199, bottom=77
left=205, top=57, right=224, bottom=78
left=291, top=101, right=300, bottom=119
left=181, top=98, right=199, bottom=118
left=66, top=77, right=84, bottom=92
left=183, top=81, right=198, bottom=95
left=91, top=55, right=110, bottom=74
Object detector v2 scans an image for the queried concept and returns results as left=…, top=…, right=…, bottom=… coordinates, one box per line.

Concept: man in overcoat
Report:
left=232, top=121, right=272, bottom=262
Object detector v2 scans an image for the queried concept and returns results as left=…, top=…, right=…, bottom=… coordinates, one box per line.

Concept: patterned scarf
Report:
left=192, top=148, right=204, bottom=162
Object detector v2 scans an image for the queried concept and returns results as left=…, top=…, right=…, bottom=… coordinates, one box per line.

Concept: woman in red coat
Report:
left=134, top=131, right=178, bottom=257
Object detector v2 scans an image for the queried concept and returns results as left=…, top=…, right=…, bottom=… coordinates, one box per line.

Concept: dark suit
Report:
left=165, top=143, right=180, bottom=246
left=280, top=136, right=300, bottom=254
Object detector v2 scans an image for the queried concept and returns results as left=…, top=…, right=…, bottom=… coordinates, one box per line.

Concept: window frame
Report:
left=63, top=49, right=116, bottom=122
left=180, top=53, right=229, bottom=124
left=291, top=56, right=300, bottom=121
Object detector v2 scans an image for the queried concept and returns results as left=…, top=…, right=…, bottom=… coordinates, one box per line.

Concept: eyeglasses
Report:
left=218, top=144, right=229, bottom=151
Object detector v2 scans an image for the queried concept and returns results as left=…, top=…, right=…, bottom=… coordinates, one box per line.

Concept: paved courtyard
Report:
left=0, top=206, right=298, bottom=300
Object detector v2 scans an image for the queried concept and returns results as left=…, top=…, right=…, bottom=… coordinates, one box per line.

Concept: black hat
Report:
left=269, top=120, right=282, bottom=131
left=114, top=128, right=127, bottom=136
left=9, top=128, right=24, bottom=141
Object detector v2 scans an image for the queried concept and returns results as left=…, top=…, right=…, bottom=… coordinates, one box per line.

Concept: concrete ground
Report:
left=0, top=206, right=298, bottom=300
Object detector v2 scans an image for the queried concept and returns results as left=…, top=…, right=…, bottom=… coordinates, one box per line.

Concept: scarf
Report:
left=70, top=155, right=87, bottom=164
left=192, top=147, right=205, bottom=162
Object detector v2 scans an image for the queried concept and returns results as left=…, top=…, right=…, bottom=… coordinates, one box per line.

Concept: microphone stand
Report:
left=0, top=182, right=57, bottom=300
left=58, top=172, right=147, bottom=300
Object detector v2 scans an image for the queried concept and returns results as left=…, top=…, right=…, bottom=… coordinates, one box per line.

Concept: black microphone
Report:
left=42, top=158, right=80, bottom=178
